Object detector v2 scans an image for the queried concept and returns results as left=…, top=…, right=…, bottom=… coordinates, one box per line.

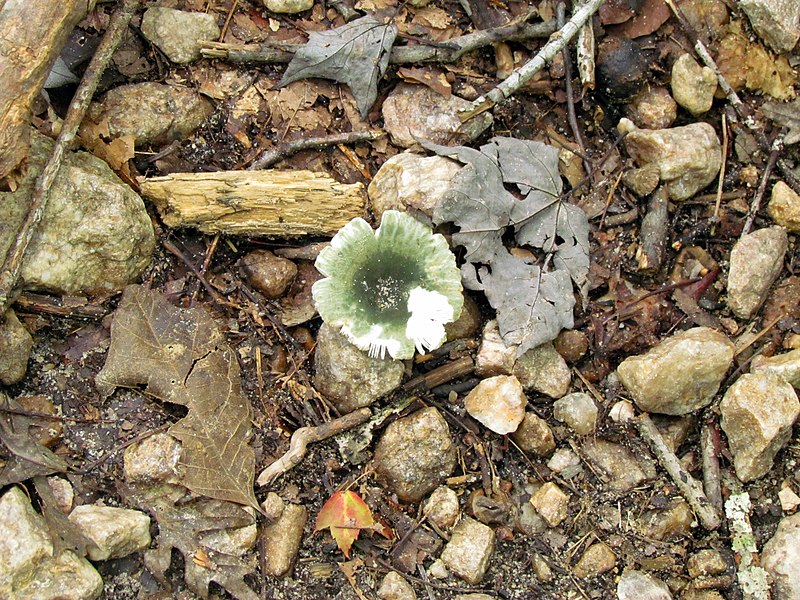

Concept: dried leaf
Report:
left=279, top=15, right=397, bottom=117
left=315, top=490, right=375, bottom=557
left=397, top=67, right=451, bottom=97
left=125, top=483, right=258, bottom=600
left=426, top=137, right=588, bottom=355
left=0, top=393, right=68, bottom=486
left=763, top=98, right=800, bottom=145
left=96, top=285, right=258, bottom=509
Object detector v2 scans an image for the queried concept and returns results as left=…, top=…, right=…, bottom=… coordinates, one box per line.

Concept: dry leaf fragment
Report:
left=315, top=490, right=375, bottom=557
left=762, top=98, right=800, bottom=145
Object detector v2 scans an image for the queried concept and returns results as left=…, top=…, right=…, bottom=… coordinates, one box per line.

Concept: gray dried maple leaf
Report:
left=425, top=137, right=589, bottom=355
left=96, top=285, right=258, bottom=509
left=763, top=99, right=800, bottom=145
left=279, top=14, right=397, bottom=117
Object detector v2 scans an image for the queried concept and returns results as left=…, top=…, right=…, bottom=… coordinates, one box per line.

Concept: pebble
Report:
left=464, top=374, right=527, bottom=435
left=239, top=250, right=297, bottom=298
left=368, top=152, right=462, bottom=222
left=622, top=163, right=661, bottom=198
left=768, top=181, right=800, bottom=233
left=140, top=7, right=220, bottom=64
left=626, top=86, right=677, bottom=130
left=671, top=53, right=717, bottom=115
left=428, top=558, right=449, bottom=579
left=581, top=439, right=656, bottom=492
left=617, top=569, right=673, bottom=599
left=572, top=542, right=617, bottom=578
left=84, top=82, right=213, bottom=146
left=609, top=400, right=635, bottom=423
left=552, top=392, right=598, bottom=435
left=617, top=118, right=722, bottom=201
left=373, top=407, right=456, bottom=502
left=2, top=131, right=154, bottom=297
left=726, top=226, right=788, bottom=319
left=377, top=571, right=417, bottom=600
left=261, top=497, right=308, bottom=577
left=444, top=293, right=481, bottom=341
left=779, top=481, right=800, bottom=511
left=552, top=329, right=589, bottom=363
left=423, top=486, right=460, bottom=531
left=547, top=448, right=583, bottom=477
left=719, top=372, right=799, bottom=482
left=686, top=549, right=727, bottom=578
left=510, top=412, right=556, bottom=457
left=123, top=432, right=182, bottom=484
left=530, top=553, right=553, bottom=582
left=751, top=347, right=800, bottom=388
left=439, top=517, right=495, bottom=584
left=68, top=504, right=151, bottom=561
left=382, top=83, right=492, bottom=149
left=47, top=477, right=75, bottom=514
left=264, top=0, right=314, bottom=13
left=739, top=0, right=800, bottom=53
left=201, top=507, right=258, bottom=556
left=512, top=342, right=572, bottom=398
left=0, top=309, right=33, bottom=385
left=636, top=497, right=693, bottom=540
left=0, top=487, right=102, bottom=600
left=313, top=323, right=405, bottom=414
left=616, top=327, right=734, bottom=415
left=475, top=320, right=516, bottom=376
left=529, top=482, right=570, bottom=527
left=762, top=512, right=800, bottom=599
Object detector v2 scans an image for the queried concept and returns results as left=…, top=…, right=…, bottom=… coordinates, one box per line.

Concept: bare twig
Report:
left=202, top=18, right=557, bottom=65
left=558, top=2, right=591, bottom=177
left=741, top=142, right=781, bottom=237
left=402, top=356, right=475, bottom=391
left=700, top=419, right=723, bottom=515
left=711, top=112, right=728, bottom=232
left=460, top=0, right=606, bottom=121
left=0, top=0, right=141, bottom=316
left=257, top=407, right=373, bottom=486
left=248, top=130, right=385, bottom=171
left=636, top=413, right=722, bottom=530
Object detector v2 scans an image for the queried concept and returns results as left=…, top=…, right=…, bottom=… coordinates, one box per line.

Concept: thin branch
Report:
left=558, top=2, right=591, bottom=177
left=460, top=0, right=605, bottom=122
left=248, top=129, right=385, bottom=170
left=0, top=0, right=141, bottom=316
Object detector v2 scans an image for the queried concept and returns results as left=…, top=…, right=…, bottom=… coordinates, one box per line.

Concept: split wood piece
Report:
left=636, top=413, right=722, bottom=530
left=139, top=170, right=367, bottom=237
left=0, top=0, right=93, bottom=178
left=257, top=407, right=372, bottom=486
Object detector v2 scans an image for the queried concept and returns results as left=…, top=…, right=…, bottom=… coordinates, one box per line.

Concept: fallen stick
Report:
left=248, top=130, right=384, bottom=171
left=0, top=0, right=141, bottom=316
left=636, top=413, right=722, bottom=530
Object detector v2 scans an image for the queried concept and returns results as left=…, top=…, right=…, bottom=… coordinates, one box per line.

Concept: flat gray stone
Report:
left=512, top=341, right=571, bottom=398
left=68, top=505, right=151, bottom=561
left=141, top=7, right=220, bottom=64
left=739, top=0, right=800, bottom=53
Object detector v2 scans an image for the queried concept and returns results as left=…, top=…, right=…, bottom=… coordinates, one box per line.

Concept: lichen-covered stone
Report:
left=0, top=309, right=33, bottom=385
left=512, top=342, right=571, bottom=398
left=141, top=8, right=220, bottom=64
left=68, top=505, right=151, bottom=561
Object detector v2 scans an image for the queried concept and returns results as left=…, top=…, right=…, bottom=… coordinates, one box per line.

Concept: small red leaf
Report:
left=315, top=490, right=375, bottom=557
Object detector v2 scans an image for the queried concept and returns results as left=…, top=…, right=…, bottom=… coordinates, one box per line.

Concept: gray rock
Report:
left=423, top=486, right=460, bottom=531
left=0, top=487, right=102, bottom=600
left=768, top=181, right=800, bottom=233
left=368, top=152, right=461, bottom=222
left=464, top=374, right=526, bottom=435
left=511, top=411, right=555, bottom=457
left=635, top=497, right=693, bottom=540
left=123, top=432, right=182, bottom=484
left=68, top=505, right=151, bottom=561
left=475, top=320, right=516, bottom=376
left=440, top=517, right=495, bottom=585
left=727, top=227, right=788, bottom=319
left=617, top=569, right=673, bottom=600
left=140, top=7, right=220, bottom=64
left=373, top=407, right=456, bottom=502
left=512, top=342, right=571, bottom=398
left=751, top=347, right=800, bottom=388
left=581, top=439, right=656, bottom=492
left=671, top=53, right=717, bottom=116
left=530, top=482, right=570, bottom=527
left=84, top=82, right=213, bottom=146
left=314, top=323, right=405, bottom=414
left=762, top=512, right=800, bottom=600
left=720, top=372, right=799, bottom=482
left=0, top=131, right=154, bottom=296
left=264, top=0, right=314, bottom=13
left=0, top=309, right=32, bottom=385
left=261, top=498, right=307, bottom=577
left=739, top=0, right=800, bottom=53
left=239, top=250, right=297, bottom=298
left=377, top=571, right=417, bottom=600
left=617, top=118, right=722, bottom=201
left=626, top=86, right=677, bottom=130
left=617, top=327, right=734, bottom=415
left=553, top=392, right=598, bottom=435
left=573, top=542, right=617, bottom=578
left=382, top=84, right=492, bottom=149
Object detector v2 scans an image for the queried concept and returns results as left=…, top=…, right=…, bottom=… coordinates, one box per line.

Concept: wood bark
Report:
left=140, top=170, right=367, bottom=237
left=0, top=0, right=94, bottom=178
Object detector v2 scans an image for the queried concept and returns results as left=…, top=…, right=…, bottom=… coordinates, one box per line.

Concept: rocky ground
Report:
left=1, top=0, right=800, bottom=599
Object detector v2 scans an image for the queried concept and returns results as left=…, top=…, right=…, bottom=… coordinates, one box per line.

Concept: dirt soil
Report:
left=3, top=0, right=800, bottom=599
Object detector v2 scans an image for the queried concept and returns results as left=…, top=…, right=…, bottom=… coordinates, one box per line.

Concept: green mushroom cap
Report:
left=312, top=210, right=463, bottom=360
